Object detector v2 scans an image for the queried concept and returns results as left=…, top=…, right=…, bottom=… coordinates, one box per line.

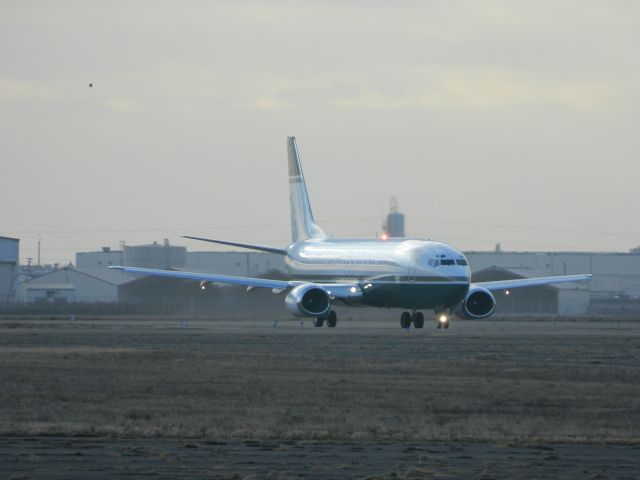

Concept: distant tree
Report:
left=631, top=246, right=640, bottom=254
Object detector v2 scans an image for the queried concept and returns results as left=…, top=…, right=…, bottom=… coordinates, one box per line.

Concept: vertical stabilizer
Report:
left=288, top=136, right=328, bottom=242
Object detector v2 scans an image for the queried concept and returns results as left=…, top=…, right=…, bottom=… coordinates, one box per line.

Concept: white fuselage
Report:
left=285, top=238, right=471, bottom=310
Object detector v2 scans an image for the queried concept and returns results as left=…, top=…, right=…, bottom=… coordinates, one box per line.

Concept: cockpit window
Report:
left=456, top=259, right=468, bottom=266
left=440, top=259, right=455, bottom=266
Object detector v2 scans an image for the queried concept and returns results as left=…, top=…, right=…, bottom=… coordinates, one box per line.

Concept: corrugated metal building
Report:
left=0, top=236, right=19, bottom=305
left=465, top=251, right=640, bottom=293
left=467, top=251, right=639, bottom=289
left=124, top=241, right=186, bottom=269
left=76, top=246, right=284, bottom=277
left=76, top=241, right=187, bottom=270
left=76, top=247, right=124, bottom=268
left=467, top=251, right=640, bottom=314
left=185, top=251, right=286, bottom=276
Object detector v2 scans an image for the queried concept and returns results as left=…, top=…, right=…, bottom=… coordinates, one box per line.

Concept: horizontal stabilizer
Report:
left=475, top=274, right=592, bottom=291
left=182, top=235, right=287, bottom=255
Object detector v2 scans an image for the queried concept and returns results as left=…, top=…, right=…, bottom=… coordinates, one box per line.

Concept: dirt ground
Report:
left=1, top=315, right=639, bottom=479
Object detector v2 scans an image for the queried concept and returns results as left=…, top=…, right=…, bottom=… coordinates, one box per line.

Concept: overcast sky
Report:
left=1, top=0, right=639, bottom=264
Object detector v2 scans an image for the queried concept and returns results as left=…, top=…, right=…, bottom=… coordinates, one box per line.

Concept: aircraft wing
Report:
left=110, top=266, right=293, bottom=289
left=474, top=274, right=592, bottom=291
left=109, top=266, right=363, bottom=299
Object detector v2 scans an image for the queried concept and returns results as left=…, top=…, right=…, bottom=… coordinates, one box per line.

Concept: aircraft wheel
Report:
left=400, top=311, right=411, bottom=329
left=327, top=310, right=337, bottom=328
left=313, top=316, right=325, bottom=327
left=443, top=319, right=450, bottom=329
left=436, top=321, right=442, bottom=329
left=412, top=312, right=424, bottom=329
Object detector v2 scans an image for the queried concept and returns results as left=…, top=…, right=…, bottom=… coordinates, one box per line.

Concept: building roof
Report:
left=74, top=267, right=135, bottom=286
left=76, top=249, right=123, bottom=254
left=25, top=283, right=75, bottom=291
left=0, top=236, right=19, bottom=242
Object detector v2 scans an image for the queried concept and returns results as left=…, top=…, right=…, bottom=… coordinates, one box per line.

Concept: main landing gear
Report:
left=400, top=311, right=425, bottom=329
left=314, top=310, right=337, bottom=328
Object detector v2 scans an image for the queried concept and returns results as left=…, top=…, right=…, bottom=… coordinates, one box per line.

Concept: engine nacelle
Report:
left=456, top=286, right=496, bottom=319
left=285, top=284, right=331, bottom=317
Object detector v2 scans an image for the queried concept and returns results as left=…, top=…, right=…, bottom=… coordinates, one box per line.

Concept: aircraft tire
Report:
left=327, top=310, right=337, bottom=328
left=412, top=312, right=424, bottom=329
left=400, top=311, right=411, bottom=329
left=443, top=319, right=450, bottom=329
left=313, top=316, right=325, bottom=327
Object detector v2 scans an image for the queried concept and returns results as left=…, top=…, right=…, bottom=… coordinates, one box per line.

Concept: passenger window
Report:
left=456, top=259, right=468, bottom=266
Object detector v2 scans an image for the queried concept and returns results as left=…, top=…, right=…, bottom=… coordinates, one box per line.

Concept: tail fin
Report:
left=288, top=136, right=328, bottom=242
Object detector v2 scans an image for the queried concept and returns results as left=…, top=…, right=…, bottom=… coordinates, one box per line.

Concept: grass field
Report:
left=1, top=315, right=639, bottom=444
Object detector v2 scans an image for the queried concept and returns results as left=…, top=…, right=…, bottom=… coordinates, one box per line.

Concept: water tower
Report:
left=382, top=197, right=405, bottom=237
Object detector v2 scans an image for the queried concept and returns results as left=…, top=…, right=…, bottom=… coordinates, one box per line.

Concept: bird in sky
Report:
left=89, top=83, right=93, bottom=88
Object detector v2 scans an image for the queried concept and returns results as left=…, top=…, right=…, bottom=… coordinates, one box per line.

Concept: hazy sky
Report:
left=2, top=0, right=639, bottom=264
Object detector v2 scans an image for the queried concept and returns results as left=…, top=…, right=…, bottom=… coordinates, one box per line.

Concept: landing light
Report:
left=350, top=287, right=357, bottom=293
left=439, top=314, right=448, bottom=323
left=505, top=290, right=510, bottom=296
left=381, top=233, right=389, bottom=241
left=200, top=281, right=207, bottom=291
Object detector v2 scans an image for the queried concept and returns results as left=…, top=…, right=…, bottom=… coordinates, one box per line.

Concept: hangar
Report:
left=21, top=266, right=134, bottom=304
left=472, top=266, right=590, bottom=315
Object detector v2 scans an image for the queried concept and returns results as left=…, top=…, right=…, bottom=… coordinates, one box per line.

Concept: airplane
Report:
left=111, top=137, right=592, bottom=329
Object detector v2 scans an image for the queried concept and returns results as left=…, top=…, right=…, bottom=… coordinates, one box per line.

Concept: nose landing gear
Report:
left=436, top=313, right=450, bottom=329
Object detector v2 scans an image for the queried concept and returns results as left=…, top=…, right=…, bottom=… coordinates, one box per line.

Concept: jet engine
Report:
left=285, top=284, right=331, bottom=317
left=456, top=286, right=496, bottom=319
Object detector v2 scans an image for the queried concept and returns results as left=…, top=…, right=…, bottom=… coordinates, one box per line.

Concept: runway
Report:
left=1, top=315, right=639, bottom=478
left=3, top=437, right=639, bottom=479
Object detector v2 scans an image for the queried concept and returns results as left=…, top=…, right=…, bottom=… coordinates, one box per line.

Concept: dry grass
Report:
left=0, top=316, right=639, bottom=443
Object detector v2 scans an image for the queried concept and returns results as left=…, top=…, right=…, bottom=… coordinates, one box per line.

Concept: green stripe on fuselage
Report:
left=361, top=282, right=469, bottom=309
left=290, top=274, right=469, bottom=283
